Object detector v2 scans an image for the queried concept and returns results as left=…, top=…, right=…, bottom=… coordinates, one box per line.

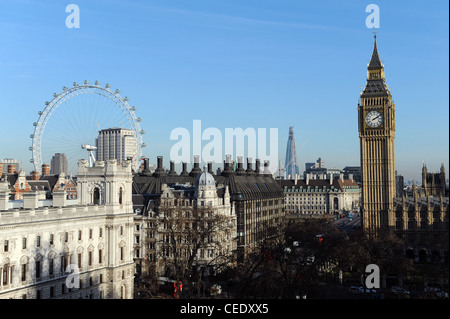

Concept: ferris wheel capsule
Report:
left=38, top=111, right=42, bottom=115
left=105, top=83, right=111, bottom=88
left=30, top=134, right=34, bottom=138
left=29, top=146, right=33, bottom=151
left=33, top=122, right=37, bottom=126
left=136, top=117, right=142, bottom=122
left=84, top=80, right=89, bottom=85
left=30, top=159, right=34, bottom=163
left=63, top=86, right=68, bottom=91
left=95, top=81, right=100, bottom=86
left=140, top=130, right=145, bottom=134
left=131, top=106, right=136, bottom=111
left=123, top=96, right=129, bottom=101
left=73, top=82, right=78, bottom=87
left=115, top=89, right=120, bottom=94
left=53, top=93, right=58, bottom=97
left=45, top=101, right=50, bottom=105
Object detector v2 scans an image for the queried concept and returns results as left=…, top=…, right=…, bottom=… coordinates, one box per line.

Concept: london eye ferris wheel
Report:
left=30, top=81, right=146, bottom=175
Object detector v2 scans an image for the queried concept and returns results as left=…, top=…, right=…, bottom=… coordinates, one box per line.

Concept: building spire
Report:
left=368, top=28, right=382, bottom=70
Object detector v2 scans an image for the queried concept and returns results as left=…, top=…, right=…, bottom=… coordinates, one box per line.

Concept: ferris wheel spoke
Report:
left=31, top=82, right=143, bottom=172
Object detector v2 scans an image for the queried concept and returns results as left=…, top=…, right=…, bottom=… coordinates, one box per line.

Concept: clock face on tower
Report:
left=365, top=110, right=383, bottom=128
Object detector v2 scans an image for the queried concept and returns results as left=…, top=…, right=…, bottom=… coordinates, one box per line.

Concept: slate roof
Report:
left=133, top=165, right=284, bottom=203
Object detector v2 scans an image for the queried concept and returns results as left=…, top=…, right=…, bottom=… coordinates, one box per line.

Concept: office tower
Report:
left=285, top=126, right=299, bottom=179
left=95, top=128, right=138, bottom=164
left=50, top=153, right=68, bottom=175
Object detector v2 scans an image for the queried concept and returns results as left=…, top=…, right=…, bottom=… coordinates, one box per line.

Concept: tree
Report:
left=157, top=203, right=235, bottom=297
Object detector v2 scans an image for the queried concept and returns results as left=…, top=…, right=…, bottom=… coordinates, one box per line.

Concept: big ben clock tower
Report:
left=358, top=32, right=396, bottom=237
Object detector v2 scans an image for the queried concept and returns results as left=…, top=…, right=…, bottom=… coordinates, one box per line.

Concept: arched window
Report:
left=333, top=197, right=339, bottom=210
left=93, top=187, right=100, bottom=205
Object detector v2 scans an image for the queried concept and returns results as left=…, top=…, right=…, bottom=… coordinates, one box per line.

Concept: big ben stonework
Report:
left=358, top=32, right=396, bottom=237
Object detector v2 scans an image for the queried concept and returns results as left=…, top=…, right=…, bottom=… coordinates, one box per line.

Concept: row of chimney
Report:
left=140, top=155, right=272, bottom=177
left=0, top=163, right=50, bottom=179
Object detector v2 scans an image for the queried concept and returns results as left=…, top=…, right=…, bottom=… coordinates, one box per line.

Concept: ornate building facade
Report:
left=0, top=159, right=135, bottom=299
left=279, top=175, right=360, bottom=219
left=132, top=155, right=285, bottom=275
left=357, top=35, right=449, bottom=262
left=394, top=165, right=449, bottom=263
left=358, top=34, right=396, bottom=236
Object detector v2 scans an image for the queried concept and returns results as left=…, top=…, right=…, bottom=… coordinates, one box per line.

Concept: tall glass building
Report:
left=285, top=126, right=299, bottom=179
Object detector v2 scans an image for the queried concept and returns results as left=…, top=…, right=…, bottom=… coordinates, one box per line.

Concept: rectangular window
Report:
left=99, top=227, right=103, bottom=238
left=2, top=266, right=8, bottom=285
left=36, top=236, right=41, bottom=247
left=49, top=259, right=54, bottom=275
left=89, top=229, right=93, bottom=239
left=21, top=264, right=27, bottom=281
left=78, top=230, right=82, bottom=241
left=78, top=253, right=82, bottom=270
left=64, top=232, right=68, bottom=242
left=22, top=238, right=27, bottom=249
left=4, top=240, right=8, bottom=252
left=88, top=251, right=92, bottom=266
left=35, top=261, right=41, bottom=278
left=98, top=249, right=103, bottom=264
left=49, top=234, right=54, bottom=245
left=120, top=247, right=124, bottom=261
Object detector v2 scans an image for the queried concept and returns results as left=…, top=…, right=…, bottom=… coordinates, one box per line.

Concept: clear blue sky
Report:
left=0, top=0, right=448, bottom=182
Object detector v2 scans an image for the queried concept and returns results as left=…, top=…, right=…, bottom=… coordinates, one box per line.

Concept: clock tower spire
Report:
left=358, top=32, right=396, bottom=237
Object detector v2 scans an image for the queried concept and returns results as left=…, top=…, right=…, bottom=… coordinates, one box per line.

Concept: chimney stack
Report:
left=207, top=162, right=214, bottom=175
left=168, top=161, right=177, bottom=176
left=236, top=156, right=245, bottom=175
left=255, top=159, right=261, bottom=175
left=180, top=162, right=188, bottom=176
left=246, top=158, right=255, bottom=175
left=7, top=164, right=15, bottom=174
left=222, top=155, right=234, bottom=176
left=189, top=155, right=202, bottom=177
left=42, top=164, right=50, bottom=176
left=263, top=160, right=271, bottom=176
left=153, top=156, right=166, bottom=177
left=32, top=171, right=40, bottom=180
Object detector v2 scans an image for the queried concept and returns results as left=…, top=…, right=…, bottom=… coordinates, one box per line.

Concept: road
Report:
left=334, top=213, right=361, bottom=232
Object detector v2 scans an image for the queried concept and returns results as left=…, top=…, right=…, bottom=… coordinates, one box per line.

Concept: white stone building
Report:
left=0, top=159, right=135, bottom=299
left=279, top=176, right=361, bottom=219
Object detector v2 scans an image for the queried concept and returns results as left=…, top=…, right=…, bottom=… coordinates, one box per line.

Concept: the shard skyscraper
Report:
left=285, top=126, right=299, bottom=179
